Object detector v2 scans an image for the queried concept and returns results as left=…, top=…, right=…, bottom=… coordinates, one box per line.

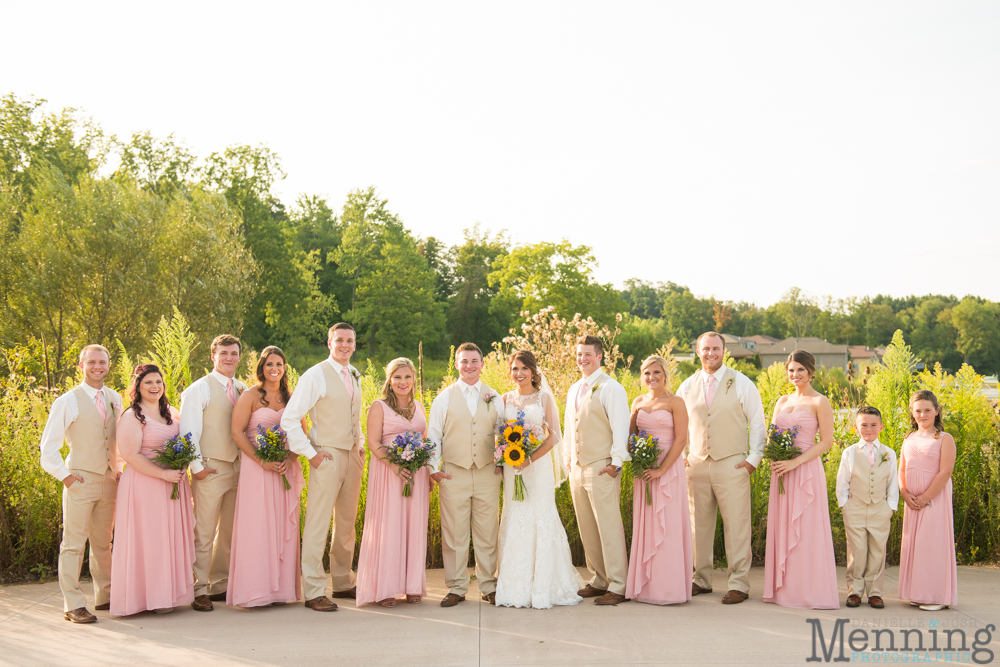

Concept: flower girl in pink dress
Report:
left=897, top=390, right=958, bottom=611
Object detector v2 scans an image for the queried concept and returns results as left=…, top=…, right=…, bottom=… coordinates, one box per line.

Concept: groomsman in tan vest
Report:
left=677, top=332, right=765, bottom=604
left=282, top=323, right=364, bottom=612
left=179, top=334, right=246, bottom=611
left=563, top=335, right=631, bottom=605
left=39, top=345, right=123, bottom=623
left=428, top=342, right=502, bottom=607
left=835, top=406, right=898, bottom=609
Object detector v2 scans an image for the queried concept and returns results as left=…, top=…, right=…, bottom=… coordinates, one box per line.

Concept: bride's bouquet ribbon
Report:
left=495, top=410, right=542, bottom=501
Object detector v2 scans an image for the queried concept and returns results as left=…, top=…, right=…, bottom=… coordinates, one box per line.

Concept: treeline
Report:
left=3, top=94, right=998, bottom=382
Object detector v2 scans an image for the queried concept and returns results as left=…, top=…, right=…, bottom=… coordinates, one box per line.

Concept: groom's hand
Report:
left=310, top=452, right=333, bottom=468
left=735, top=461, right=756, bottom=475
left=431, top=471, right=452, bottom=484
left=598, top=465, right=620, bottom=479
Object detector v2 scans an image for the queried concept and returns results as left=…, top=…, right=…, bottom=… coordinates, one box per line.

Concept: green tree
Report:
left=950, top=298, right=1000, bottom=374
left=660, top=289, right=714, bottom=348
left=774, top=287, right=818, bottom=338
left=114, top=131, right=197, bottom=197
left=447, top=225, right=510, bottom=352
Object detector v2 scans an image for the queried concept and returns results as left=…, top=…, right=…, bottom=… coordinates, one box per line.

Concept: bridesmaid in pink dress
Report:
left=897, top=390, right=958, bottom=610
left=626, top=355, right=693, bottom=605
left=228, top=346, right=306, bottom=608
left=763, top=350, right=839, bottom=610
left=111, top=364, right=195, bottom=616
left=356, top=357, right=431, bottom=607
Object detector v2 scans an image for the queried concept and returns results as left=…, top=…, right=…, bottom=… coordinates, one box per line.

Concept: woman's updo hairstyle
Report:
left=508, top=349, right=542, bottom=390
left=785, top=349, right=816, bottom=379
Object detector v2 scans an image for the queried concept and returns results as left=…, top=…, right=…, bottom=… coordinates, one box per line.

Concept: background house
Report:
left=848, top=345, right=886, bottom=373
left=758, top=337, right=850, bottom=371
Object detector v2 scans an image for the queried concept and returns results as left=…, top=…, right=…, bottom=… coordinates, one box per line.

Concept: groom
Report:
left=563, top=335, right=631, bottom=605
left=428, top=342, right=502, bottom=607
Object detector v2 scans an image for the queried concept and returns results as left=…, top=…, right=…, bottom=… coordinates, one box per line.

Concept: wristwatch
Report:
left=613, top=465, right=622, bottom=474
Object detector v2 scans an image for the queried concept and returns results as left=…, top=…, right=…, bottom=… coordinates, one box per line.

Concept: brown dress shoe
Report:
left=440, top=593, right=465, bottom=607
left=481, top=592, right=496, bottom=605
left=721, top=590, right=749, bottom=604
left=207, top=592, right=227, bottom=602
left=692, top=583, right=713, bottom=596
left=868, top=596, right=885, bottom=609
left=846, top=594, right=861, bottom=607
left=594, top=592, right=628, bottom=606
left=191, top=595, right=214, bottom=612
left=304, top=596, right=339, bottom=612
left=94, top=603, right=110, bottom=611
left=64, top=607, right=97, bottom=624
left=577, top=584, right=608, bottom=598
left=331, top=587, right=356, bottom=599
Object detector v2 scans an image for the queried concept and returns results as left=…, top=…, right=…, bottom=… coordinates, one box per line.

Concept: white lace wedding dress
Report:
left=495, top=390, right=583, bottom=609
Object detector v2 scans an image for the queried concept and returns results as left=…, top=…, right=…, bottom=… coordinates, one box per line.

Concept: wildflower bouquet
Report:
left=255, top=424, right=293, bottom=490
left=495, top=410, right=543, bottom=501
left=763, top=422, right=802, bottom=494
left=628, top=430, right=662, bottom=505
left=383, top=430, right=435, bottom=497
left=151, top=432, right=198, bottom=499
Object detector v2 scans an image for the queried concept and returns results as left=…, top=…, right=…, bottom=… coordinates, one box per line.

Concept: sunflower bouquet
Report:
left=627, top=430, right=662, bottom=505
left=254, top=423, right=293, bottom=490
left=495, top=410, right=543, bottom=501
left=763, top=422, right=802, bottom=494
left=383, top=430, right=435, bottom=497
left=151, top=432, right=199, bottom=500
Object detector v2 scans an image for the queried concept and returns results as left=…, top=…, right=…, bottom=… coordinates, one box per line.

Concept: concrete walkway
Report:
left=1, top=566, right=998, bottom=666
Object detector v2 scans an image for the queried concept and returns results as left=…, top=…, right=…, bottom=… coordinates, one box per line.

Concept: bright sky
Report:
left=4, top=2, right=999, bottom=307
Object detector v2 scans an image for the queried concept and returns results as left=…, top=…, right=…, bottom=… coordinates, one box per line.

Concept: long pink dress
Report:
left=897, top=432, right=958, bottom=606
left=356, top=400, right=430, bottom=606
left=626, top=410, right=693, bottom=605
left=110, top=419, right=195, bottom=615
left=763, top=411, right=840, bottom=609
left=227, top=407, right=305, bottom=607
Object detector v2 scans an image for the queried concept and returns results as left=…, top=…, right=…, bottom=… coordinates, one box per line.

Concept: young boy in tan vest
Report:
left=428, top=342, right=502, bottom=607
left=835, top=406, right=898, bottom=609
left=39, top=344, right=123, bottom=623
left=281, top=323, right=364, bottom=612
left=563, top=335, right=631, bottom=605
left=179, top=334, right=246, bottom=611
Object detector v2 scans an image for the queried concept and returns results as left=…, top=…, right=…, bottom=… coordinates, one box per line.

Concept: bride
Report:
left=494, top=350, right=583, bottom=609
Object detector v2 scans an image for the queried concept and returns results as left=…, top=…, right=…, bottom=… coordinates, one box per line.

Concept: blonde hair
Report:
left=640, top=355, right=671, bottom=389
left=380, top=357, right=417, bottom=419
left=79, top=344, right=110, bottom=363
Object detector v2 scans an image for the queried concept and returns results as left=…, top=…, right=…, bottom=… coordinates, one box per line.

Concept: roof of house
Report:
left=848, top=345, right=887, bottom=360
left=747, top=335, right=780, bottom=344
left=759, top=337, right=849, bottom=357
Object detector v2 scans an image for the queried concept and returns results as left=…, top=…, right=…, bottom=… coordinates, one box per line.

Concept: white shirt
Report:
left=426, top=379, right=500, bottom=473
left=280, top=357, right=363, bottom=460
left=835, top=439, right=899, bottom=510
left=676, top=366, right=767, bottom=468
left=39, top=383, right=123, bottom=482
left=178, top=370, right=246, bottom=474
left=562, top=369, right=631, bottom=470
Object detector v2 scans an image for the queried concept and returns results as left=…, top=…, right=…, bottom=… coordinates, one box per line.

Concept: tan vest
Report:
left=573, top=380, right=615, bottom=467
left=308, top=362, right=363, bottom=451
left=200, top=376, right=242, bottom=462
left=687, top=368, right=749, bottom=461
left=441, top=382, right=497, bottom=470
left=64, top=386, right=118, bottom=475
left=848, top=446, right=891, bottom=505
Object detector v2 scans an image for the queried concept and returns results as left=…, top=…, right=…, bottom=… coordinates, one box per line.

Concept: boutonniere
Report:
left=879, top=451, right=889, bottom=467
left=590, top=384, right=601, bottom=397
left=725, top=378, right=734, bottom=394
left=350, top=368, right=361, bottom=381
left=483, top=391, right=496, bottom=408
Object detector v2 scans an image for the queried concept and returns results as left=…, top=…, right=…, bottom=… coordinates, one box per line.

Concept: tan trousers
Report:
left=569, top=459, right=628, bottom=595
left=843, top=497, right=893, bottom=598
left=686, top=452, right=752, bottom=593
left=301, top=445, right=364, bottom=600
left=191, top=458, right=239, bottom=597
left=58, top=469, right=117, bottom=612
left=439, top=462, right=501, bottom=596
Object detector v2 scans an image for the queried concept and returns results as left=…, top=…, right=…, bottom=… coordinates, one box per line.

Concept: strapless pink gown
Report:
left=626, top=410, right=693, bottom=605
left=898, top=433, right=957, bottom=606
left=227, top=407, right=305, bottom=607
left=356, top=401, right=430, bottom=606
left=763, top=411, right=839, bottom=609
left=111, top=419, right=195, bottom=615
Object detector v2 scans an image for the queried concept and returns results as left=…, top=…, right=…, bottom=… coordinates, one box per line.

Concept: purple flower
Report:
left=173, top=444, right=184, bottom=453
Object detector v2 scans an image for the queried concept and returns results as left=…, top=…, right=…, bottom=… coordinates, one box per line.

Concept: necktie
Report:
left=575, top=381, right=589, bottom=411
left=226, top=378, right=236, bottom=407
left=705, top=375, right=717, bottom=409
left=865, top=443, right=876, bottom=466
left=95, top=391, right=107, bottom=421
left=342, top=368, right=355, bottom=399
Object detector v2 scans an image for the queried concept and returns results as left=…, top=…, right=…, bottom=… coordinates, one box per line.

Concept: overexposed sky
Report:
left=4, top=1, right=999, bottom=306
